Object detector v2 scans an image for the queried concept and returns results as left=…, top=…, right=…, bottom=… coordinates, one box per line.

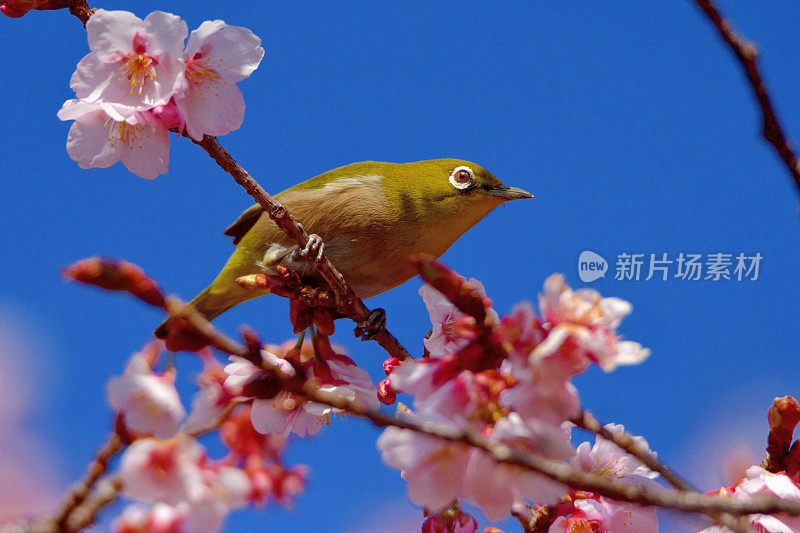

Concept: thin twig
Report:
left=49, top=431, right=123, bottom=529
left=65, top=476, right=123, bottom=531
left=692, top=0, right=800, bottom=195
left=572, top=410, right=756, bottom=533
left=43, top=395, right=247, bottom=533
left=571, top=409, right=695, bottom=492
left=191, top=135, right=412, bottom=361
left=165, top=297, right=797, bottom=525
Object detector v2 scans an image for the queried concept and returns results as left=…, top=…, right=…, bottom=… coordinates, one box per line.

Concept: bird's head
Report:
left=385, top=158, right=532, bottom=229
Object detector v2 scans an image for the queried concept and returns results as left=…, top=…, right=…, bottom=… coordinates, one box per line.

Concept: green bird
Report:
left=154, top=159, right=531, bottom=338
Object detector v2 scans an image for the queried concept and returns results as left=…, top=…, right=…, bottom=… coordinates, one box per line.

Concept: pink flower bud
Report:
left=150, top=100, right=184, bottom=131
left=377, top=378, right=396, bottom=405
left=421, top=515, right=448, bottom=533
left=382, top=357, right=402, bottom=376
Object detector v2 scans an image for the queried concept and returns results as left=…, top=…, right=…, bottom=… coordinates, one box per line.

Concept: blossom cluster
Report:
left=224, top=337, right=379, bottom=438
left=699, top=468, right=800, bottom=533
left=549, top=424, right=660, bottom=532
left=57, top=9, right=263, bottom=178
left=378, top=274, right=652, bottom=525
left=106, top=345, right=307, bottom=532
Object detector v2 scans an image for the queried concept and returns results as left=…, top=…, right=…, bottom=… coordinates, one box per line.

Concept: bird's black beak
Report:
left=486, top=185, right=534, bottom=200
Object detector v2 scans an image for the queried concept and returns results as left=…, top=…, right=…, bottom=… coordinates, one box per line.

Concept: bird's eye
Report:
left=449, top=166, right=474, bottom=190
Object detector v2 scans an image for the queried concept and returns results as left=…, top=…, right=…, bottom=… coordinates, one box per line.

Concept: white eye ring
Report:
left=449, top=166, right=474, bottom=190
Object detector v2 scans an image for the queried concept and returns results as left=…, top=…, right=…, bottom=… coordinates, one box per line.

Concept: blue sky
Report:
left=2, top=1, right=800, bottom=531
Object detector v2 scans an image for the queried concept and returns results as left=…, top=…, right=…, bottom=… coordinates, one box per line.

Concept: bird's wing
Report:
left=223, top=203, right=264, bottom=245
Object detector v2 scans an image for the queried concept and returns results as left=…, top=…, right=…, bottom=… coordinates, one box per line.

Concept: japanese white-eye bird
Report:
left=154, top=159, right=532, bottom=338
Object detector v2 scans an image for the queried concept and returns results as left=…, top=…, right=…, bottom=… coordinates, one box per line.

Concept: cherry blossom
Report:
left=549, top=497, right=658, bottom=533
left=175, top=20, right=264, bottom=140
left=182, top=351, right=238, bottom=434
left=57, top=100, right=170, bottom=179
left=553, top=424, right=661, bottom=532
left=225, top=347, right=378, bottom=437
left=118, top=435, right=252, bottom=533
left=499, top=355, right=581, bottom=426
left=70, top=9, right=187, bottom=109
left=572, top=424, right=658, bottom=482
left=535, top=274, right=649, bottom=372
left=113, top=502, right=186, bottom=533
left=377, top=409, right=570, bottom=520
left=698, top=467, right=800, bottom=533
left=119, top=436, right=206, bottom=505
left=420, top=280, right=495, bottom=359
left=106, top=350, right=185, bottom=438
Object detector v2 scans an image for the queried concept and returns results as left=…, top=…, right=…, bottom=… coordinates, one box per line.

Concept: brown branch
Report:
left=572, top=409, right=695, bottom=492
left=693, top=0, right=800, bottom=195
left=49, top=431, right=123, bottom=530
left=571, top=410, right=755, bottom=532
left=65, top=476, right=123, bottom=531
left=191, top=135, right=411, bottom=361
left=164, top=297, right=795, bottom=527
left=66, top=0, right=91, bottom=25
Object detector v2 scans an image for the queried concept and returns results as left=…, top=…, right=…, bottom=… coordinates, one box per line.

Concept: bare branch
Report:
left=50, top=432, right=123, bottom=529
left=65, top=476, right=123, bottom=531
left=692, top=0, right=800, bottom=195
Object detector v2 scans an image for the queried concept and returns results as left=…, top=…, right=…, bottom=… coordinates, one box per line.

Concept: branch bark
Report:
left=693, top=0, right=800, bottom=195
left=164, top=296, right=793, bottom=529
left=192, top=135, right=412, bottom=361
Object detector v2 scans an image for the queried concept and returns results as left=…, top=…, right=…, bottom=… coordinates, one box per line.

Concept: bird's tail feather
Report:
left=153, top=283, right=259, bottom=339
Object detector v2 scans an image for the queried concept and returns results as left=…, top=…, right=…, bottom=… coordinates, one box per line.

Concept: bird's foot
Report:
left=292, top=234, right=325, bottom=262
left=354, top=308, right=386, bottom=341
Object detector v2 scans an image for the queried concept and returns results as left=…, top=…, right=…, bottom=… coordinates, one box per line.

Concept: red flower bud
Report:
left=63, top=257, right=166, bottom=308
left=377, top=378, right=396, bottom=405
left=382, top=357, right=402, bottom=376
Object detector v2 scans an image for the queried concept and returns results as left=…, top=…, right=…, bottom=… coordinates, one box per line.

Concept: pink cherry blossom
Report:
left=560, top=424, right=660, bottom=532
left=549, top=497, right=658, bottom=533
left=175, top=20, right=264, bottom=140
left=225, top=349, right=378, bottom=437
left=70, top=9, right=187, bottom=109
left=377, top=410, right=570, bottom=520
left=106, top=351, right=185, bottom=438
left=112, top=502, right=187, bottom=533
left=420, top=280, right=496, bottom=359
left=422, top=510, right=477, bottom=533
left=534, top=274, right=650, bottom=372
left=119, top=436, right=206, bottom=505
left=377, top=412, right=472, bottom=512
left=499, top=355, right=581, bottom=426
left=698, top=467, right=800, bottom=533
left=58, top=99, right=170, bottom=179
left=572, top=424, right=659, bottom=482
left=462, top=414, right=570, bottom=520
left=182, top=352, right=238, bottom=434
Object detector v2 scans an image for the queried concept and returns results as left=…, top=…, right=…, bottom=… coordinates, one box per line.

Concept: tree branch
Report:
left=571, top=409, right=695, bottom=492
left=49, top=431, right=123, bottom=529
left=164, top=296, right=796, bottom=528
left=692, top=0, right=800, bottom=195
left=191, top=135, right=412, bottom=361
